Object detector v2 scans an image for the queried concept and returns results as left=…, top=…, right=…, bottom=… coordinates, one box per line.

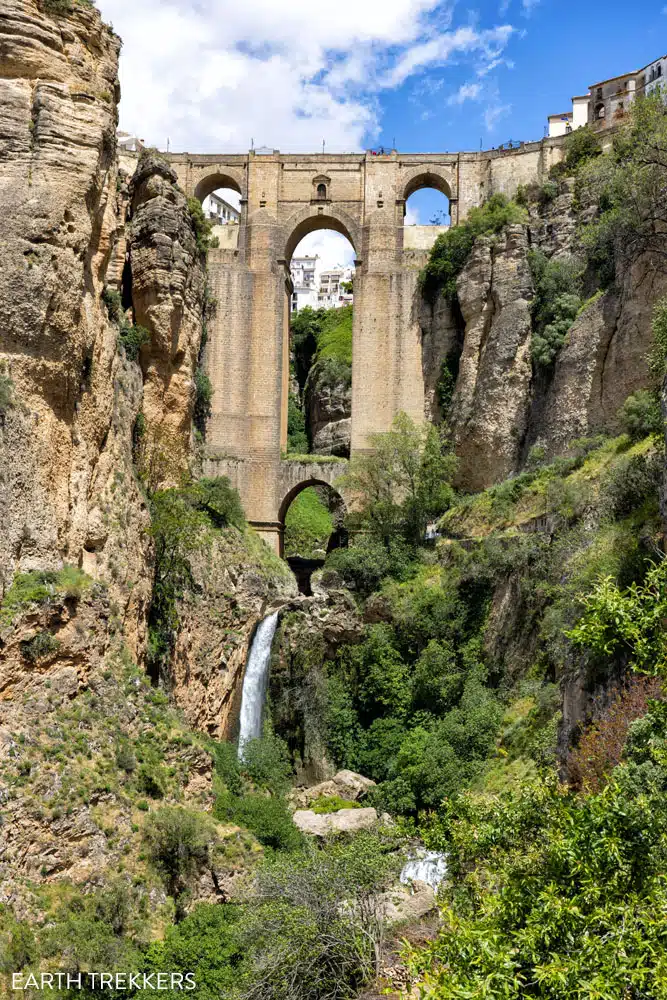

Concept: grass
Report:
left=0, top=567, right=92, bottom=628
left=282, top=453, right=347, bottom=465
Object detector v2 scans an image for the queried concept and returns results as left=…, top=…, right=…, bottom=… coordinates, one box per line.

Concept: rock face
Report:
left=305, top=362, right=352, bottom=457
left=0, top=0, right=153, bottom=642
left=170, top=532, right=297, bottom=739
left=128, top=154, right=206, bottom=476
left=427, top=186, right=663, bottom=489
left=449, top=227, right=534, bottom=490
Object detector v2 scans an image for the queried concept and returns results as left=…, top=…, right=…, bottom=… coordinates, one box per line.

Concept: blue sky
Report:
left=98, top=0, right=665, bottom=260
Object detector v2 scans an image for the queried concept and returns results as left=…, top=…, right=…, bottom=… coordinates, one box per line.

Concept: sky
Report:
left=99, top=0, right=667, bottom=269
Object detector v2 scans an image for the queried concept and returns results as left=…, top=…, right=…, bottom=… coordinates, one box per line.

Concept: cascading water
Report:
left=237, top=611, right=279, bottom=758
left=400, top=850, right=448, bottom=892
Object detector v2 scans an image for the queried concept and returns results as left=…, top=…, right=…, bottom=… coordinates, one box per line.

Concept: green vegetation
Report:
left=420, top=194, right=527, bottom=302
left=528, top=250, right=583, bottom=368
left=0, top=566, right=92, bottom=628
left=102, top=287, right=150, bottom=362
left=186, top=197, right=216, bottom=256
left=575, top=92, right=667, bottom=287
left=21, top=631, right=60, bottom=663
left=193, top=366, right=213, bottom=435
left=288, top=305, right=354, bottom=455
left=287, top=392, right=309, bottom=453
left=284, top=487, right=334, bottom=559
left=147, top=477, right=246, bottom=676
left=144, top=807, right=219, bottom=919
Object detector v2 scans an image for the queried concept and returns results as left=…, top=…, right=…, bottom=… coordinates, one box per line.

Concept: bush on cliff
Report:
left=420, top=194, right=526, bottom=302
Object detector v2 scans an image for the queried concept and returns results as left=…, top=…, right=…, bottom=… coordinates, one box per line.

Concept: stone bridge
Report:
left=171, top=141, right=566, bottom=551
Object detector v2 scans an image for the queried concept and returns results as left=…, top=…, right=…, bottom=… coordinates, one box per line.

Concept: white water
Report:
left=237, top=612, right=279, bottom=758
left=400, top=850, right=448, bottom=892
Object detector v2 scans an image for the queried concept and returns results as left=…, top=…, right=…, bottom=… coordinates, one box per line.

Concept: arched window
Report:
left=317, top=183, right=327, bottom=200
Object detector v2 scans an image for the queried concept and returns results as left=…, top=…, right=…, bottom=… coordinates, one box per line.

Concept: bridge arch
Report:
left=282, top=205, right=360, bottom=263
left=193, top=169, right=245, bottom=204
left=402, top=169, right=453, bottom=203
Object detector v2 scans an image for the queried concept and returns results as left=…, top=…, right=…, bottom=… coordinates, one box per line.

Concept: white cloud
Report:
left=484, top=100, right=512, bottom=129
left=98, top=0, right=515, bottom=153
left=521, top=0, right=540, bottom=12
left=447, top=82, right=482, bottom=104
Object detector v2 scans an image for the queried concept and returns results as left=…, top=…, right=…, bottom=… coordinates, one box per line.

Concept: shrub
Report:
left=119, top=324, right=150, bottom=361
left=115, top=739, right=137, bottom=774
left=193, top=366, right=212, bottom=435
left=135, top=763, right=167, bottom=799
left=564, top=124, right=601, bottom=170
left=598, top=450, right=662, bottom=519
left=240, top=733, right=293, bottom=793
left=286, top=393, right=308, bottom=454
left=568, top=675, right=665, bottom=793
left=648, top=295, right=667, bottom=380
left=528, top=251, right=583, bottom=368
left=325, top=539, right=392, bottom=595
left=20, top=631, right=60, bottom=663
left=214, top=791, right=303, bottom=852
left=187, top=197, right=215, bottom=256
left=143, top=807, right=218, bottom=914
left=618, top=389, right=663, bottom=441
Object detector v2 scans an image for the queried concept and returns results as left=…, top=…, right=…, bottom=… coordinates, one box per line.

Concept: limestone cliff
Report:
left=305, top=363, right=352, bottom=457
left=422, top=185, right=662, bottom=488
left=0, top=0, right=153, bottom=643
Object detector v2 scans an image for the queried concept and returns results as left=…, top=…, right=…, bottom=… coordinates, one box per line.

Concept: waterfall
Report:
left=400, top=850, right=448, bottom=892
left=237, top=612, right=279, bottom=758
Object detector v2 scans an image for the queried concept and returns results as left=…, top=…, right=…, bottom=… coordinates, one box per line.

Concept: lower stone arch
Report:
left=278, top=477, right=348, bottom=591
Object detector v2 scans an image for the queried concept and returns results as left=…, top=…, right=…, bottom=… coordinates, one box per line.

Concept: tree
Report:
left=341, top=413, right=457, bottom=548
left=143, top=807, right=219, bottom=919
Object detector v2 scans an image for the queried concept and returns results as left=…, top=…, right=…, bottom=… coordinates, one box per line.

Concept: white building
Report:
left=203, top=192, right=240, bottom=225
left=290, top=255, right=319, bottom=313
left=547, top=54, right=667, bottom=138
left=317, top=266, right=354, bottom=310
left=639, top=54, right=667, bottom=97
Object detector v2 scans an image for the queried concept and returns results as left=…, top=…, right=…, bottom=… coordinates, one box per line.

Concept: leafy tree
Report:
left=618, top=389, right=663, bottom=441
left=193, top=367, right=213, bottom=435
left=567, top=558, right=667, bottom=673
left=563, top=123, right=601, bottom=171
left=143, top=807, right=219, bottom=919
left=286, top=393, right=308, bottom=454
left=341, top=412, right=457, bottom=548
left=407, top=762, right=667, bottom=999
left=528, top=251, right=583, bottom=368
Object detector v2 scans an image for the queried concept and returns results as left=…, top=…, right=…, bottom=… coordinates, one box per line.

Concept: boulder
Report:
left=293, top=769, right=375, bottom=808
left=293, top=807, right=378, bottom=837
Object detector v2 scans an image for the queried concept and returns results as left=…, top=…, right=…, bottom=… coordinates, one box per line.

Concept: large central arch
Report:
left=283, top=206, right=361, bottom=263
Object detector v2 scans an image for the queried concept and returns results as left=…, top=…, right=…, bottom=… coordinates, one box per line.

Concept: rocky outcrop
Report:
left=449, top=226, right=534, bottom=490
left=433, top=189, right=663, bottom=488
left=128, top=154, right=207, bottom=478
left=305, top=362, right=352, bottom=457
left=292, top=769, right=375, bottom=808
left=0, top=0, right=153, bottom=645
left=533, top=254, right=666, bottom=459
left=170, top=530, right=296, bottom=739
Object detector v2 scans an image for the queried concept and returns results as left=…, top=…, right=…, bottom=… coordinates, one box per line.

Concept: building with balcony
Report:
left=290, top=255, right=319, bottom=313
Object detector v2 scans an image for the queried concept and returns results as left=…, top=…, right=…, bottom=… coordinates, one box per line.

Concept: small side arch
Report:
left=402, top=170, right=453, bottom=203
left=278, top=478, right=348, bottom=561
left=193, top=169, right=245, bottom=204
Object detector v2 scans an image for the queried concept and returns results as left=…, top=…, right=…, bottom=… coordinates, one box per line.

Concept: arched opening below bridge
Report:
left=404, top=175, right=452, bottom=243
left=280, top=481, right=347, bottom=595
left=193, top=174, right=243, bottom=250
left=285, top=219, right=356, bottom=461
